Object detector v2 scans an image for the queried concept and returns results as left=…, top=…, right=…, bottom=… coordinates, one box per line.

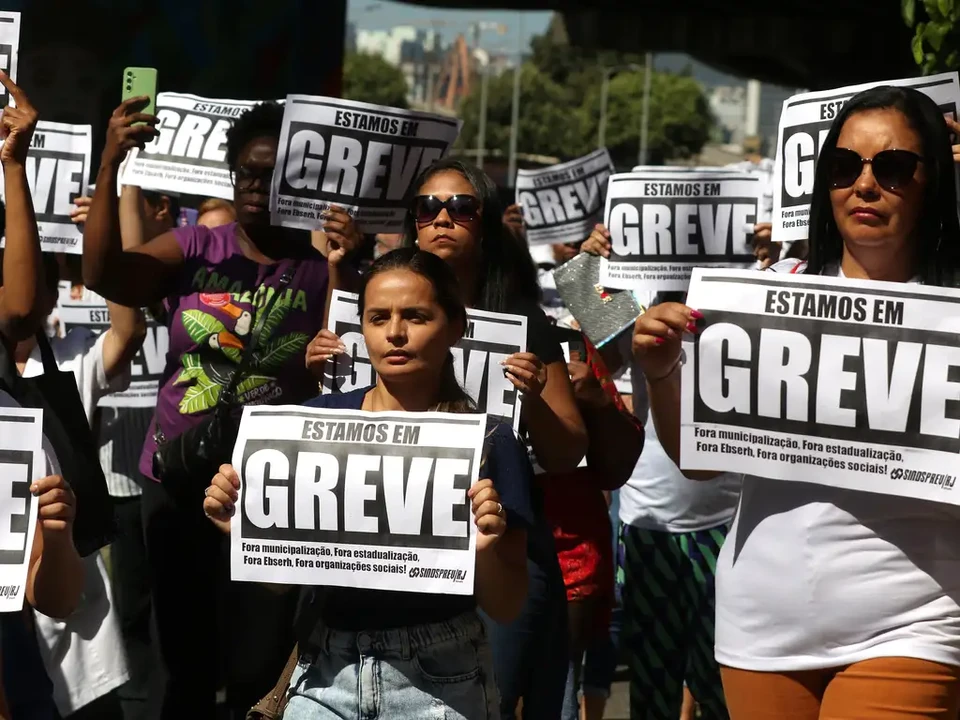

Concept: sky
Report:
left=347, top=0, right=552, bottom=55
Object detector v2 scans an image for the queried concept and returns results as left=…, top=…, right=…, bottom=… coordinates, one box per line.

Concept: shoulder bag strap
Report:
left=35, top=332, right=59, bottom=373
left=220, top=262, right=300, bottom=406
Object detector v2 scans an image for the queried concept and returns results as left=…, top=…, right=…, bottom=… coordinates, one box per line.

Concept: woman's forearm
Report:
left=0, top=161, right=43, bottom=342
left=475, top=530, right=528, bottom=623
left=82, top=164, right=125, bottom=294
left=648, top=367, right=719, bottom=481
left=583, top=400, right=644, bottom=487
left=27, top=532, right=84, bottom=619
left=524, top=393, right=588, bottom=471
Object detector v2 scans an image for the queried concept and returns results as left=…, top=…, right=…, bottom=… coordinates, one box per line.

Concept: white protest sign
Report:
left=57, top=285, right=168, bottom=407
left=323, top=291, right=526, bottom=430
left=773, top=73, right=960, bottom=242
left=121, top=93, right=268, bottom=199
left=0, top=122, right=92, bottom=254
left=231, top=405, right=485, bottom=594
left=0, top=407, right=43, bottom=612
left=516, top=148, right=613, bottom=246
left=0, top=12, right=20, bottom=108
left=600, top=169, right=761, bottom=293
left=680, top=268, right=960, bottom=502
left=272, top=96, right=462, bottom=233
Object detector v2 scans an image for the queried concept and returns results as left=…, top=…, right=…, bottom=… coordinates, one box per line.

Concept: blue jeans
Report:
left=482, top=553, right=568, bottom=719
left=284, top=611, right=500, bottom=719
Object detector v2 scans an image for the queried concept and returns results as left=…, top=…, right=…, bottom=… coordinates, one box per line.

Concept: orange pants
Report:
left=721, top=657, right=960, bottom=719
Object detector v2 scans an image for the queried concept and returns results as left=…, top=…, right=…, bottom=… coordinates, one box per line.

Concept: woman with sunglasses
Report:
left=81, top=99, right=362, bottom=718
left=634, top=86, right=960, bottom=718
left=308, top=159, right=587, bottom=717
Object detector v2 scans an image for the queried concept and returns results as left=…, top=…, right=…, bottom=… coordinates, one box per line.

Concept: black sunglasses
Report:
left=232, top=164, right=274, bottom=189
left=412, top=194, right=481, bottom=224
left=827, top=148, right=924, bottom=191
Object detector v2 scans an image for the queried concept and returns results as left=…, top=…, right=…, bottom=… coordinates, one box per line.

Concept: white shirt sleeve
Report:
left=53, top=329, right=132, bottom=427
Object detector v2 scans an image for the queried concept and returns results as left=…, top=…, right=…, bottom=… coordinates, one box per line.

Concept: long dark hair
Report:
left=807, top=85, right=960, bottom=285
left=403, top=159, right=541, bottom=312
left=357, top=247, right=474, bottom=413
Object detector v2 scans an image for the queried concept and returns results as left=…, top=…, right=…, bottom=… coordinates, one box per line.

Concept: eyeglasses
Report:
left=412, top=194, right=481, bottom=225
left=232, top=165, right=274, bottom=189
left=827, top=148, right=924, bottom=191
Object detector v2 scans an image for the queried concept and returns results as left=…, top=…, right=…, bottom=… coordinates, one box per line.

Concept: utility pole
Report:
left=506, top=12, right=523, bottom=187
left=477, top=67, right=489, bottom=169
left=639, top=51, right=653, bottom=166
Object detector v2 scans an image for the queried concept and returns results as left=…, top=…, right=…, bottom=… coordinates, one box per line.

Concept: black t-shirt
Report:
left=296, top=387, right=536, bottom=632
left=502, top=301, right=564, bottom=366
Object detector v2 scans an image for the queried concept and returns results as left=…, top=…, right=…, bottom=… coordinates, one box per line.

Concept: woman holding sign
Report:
left=81, top=99, right=363, bottom=717
left=205, top=247, right=533, bottom=719
left=635, top=86, right=960, bottom=717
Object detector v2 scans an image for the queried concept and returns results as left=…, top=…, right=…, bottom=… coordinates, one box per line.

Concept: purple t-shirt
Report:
left=139, top=223, right=328, bottom=479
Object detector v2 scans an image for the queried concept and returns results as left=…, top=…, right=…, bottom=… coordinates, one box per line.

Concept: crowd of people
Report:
left=2, top=54, right=960, bottom=720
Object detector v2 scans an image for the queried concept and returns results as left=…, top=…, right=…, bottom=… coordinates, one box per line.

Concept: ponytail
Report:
left=433, top=352, right=475, bottom=414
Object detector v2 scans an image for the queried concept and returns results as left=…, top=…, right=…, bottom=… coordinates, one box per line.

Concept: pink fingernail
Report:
left=654, top=337, right=665, bottom=345
left=686, top=322, right=697, bottom=333
left=690, top=310, right=704, bottom=319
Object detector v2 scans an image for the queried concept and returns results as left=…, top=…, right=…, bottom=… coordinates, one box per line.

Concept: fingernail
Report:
left=30, top=484, right=38, bottom=494
left=337, top=344, right=347, bottom=351
left=654, top=337, right=665, bottom=345
left=225, top=502, right=234, bottom=513
left=686, top=322, right=697, bottom=333
left=690, top=310, right=704, bottom=319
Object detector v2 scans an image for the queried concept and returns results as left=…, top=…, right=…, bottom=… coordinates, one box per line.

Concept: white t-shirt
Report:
left=15, top=329, right=131, bottom=713
left=619, top=349, right=741, bottom=532
left=715, top=259, right=960, bottom=670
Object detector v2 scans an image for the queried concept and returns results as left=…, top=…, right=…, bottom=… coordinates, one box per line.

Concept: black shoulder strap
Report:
left=220, top=262, right=300, bottom=405
left=35, top=332, right=59, bottom=373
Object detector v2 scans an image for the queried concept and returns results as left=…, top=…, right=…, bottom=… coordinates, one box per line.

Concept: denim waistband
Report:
left=305, top=611, right=484, bottom=662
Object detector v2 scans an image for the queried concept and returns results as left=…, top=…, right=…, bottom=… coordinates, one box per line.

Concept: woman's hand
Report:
left=568, top=359, right=607, bottom=408
left=320, top=205, right=363, bottom=267
left=101, top=97, right=159, bottom=169
left=305, top=329, right=346, bottom=375
left=632, top=303, right=701, bottom=380
left=947, top=116, right=960, bottom=164
left=203, top=464, right=240, bottom=534
left=469, top=478, right=507, bottom=553
left=31, top=475, right=76, bottom=535
left=502, top=352, right=547, bottom=397
left=0, top=71, right=39, bottom=168
left=580, top=223, right=612, bottom=258
left=70, top=196, right=93, bottom=227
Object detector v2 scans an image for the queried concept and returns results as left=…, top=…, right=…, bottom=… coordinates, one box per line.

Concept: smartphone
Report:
left=122, top=67, right=157, bottom=121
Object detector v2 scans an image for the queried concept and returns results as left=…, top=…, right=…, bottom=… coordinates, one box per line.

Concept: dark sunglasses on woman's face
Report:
left=827, top=147, right=924, bottom=192
left=412, top=194, right=481, bottom=224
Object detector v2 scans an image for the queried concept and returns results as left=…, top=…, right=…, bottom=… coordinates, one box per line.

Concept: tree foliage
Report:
left=342, top=52, right=409, bottom=109
left=457, top=33, right=711, bottom=168
left=903, top=0, right=960, bottom=73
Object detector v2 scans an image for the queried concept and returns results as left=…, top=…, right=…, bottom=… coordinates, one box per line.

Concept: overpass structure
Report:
left=403, top=0, right=918, bottom=91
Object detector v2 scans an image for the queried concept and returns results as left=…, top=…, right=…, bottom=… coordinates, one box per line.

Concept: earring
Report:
left=415, top=238, right=420, bottom=247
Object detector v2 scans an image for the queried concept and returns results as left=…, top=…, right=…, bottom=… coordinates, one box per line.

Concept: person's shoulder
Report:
left=766, top=258, right=807, bottom=275
left=303, top=387, right=370, bottom=410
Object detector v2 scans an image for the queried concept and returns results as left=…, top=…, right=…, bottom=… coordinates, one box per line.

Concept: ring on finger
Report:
left=204, top=487, right=211, bottom=497
left=496, top=502, right=504, bottom=517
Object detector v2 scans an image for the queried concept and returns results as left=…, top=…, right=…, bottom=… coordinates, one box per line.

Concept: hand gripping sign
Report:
left=121, top=93, right=270, bottom=200
left=271, top=96, right=462, bottom=234
left=772, top=72, right=960, bottom=242
left=600, top=168, right=762, bottom=293
left=323, top=291, right=527, bottom=431
left=0, top=407, right=43, bottom=612
left=516, top=148, right=614, bottom=246
left=680, top=268, right=960, bottom=504
left=230, top=405, right=487, bottom=595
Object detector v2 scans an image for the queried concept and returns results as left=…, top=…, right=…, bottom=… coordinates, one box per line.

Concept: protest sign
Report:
left=0, top=12, right=20, bottom=108
left=57, top=285, right=167, bottom=407
left=773, top=73, right=960, bottom=242
left=272, top=96, right=462, bottom=233
left=230, top=404, right=486, bottom=594
left=0, top=122, right=91, bottom=254
left=600, top=169, right=761, bottom=293
left=322, top=291, right=526, bottom=429
left=679, top=268, right=960, bottom=504
left=516, top=148, right=613, bottom=246
left=0, top=407, right=44, bottom=612
left=121, top=93, right=266, bottom=199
